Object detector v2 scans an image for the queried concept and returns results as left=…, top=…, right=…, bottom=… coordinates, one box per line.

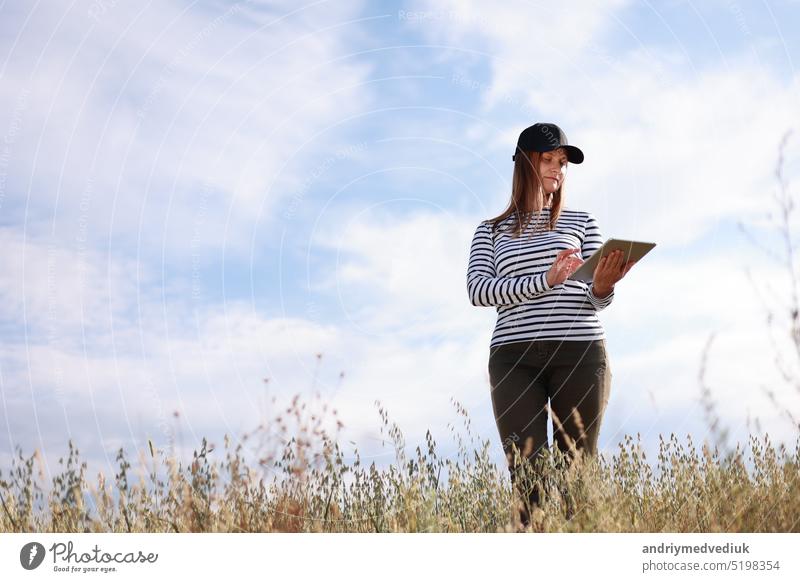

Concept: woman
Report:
left=466, top=122, right=635, bottom=526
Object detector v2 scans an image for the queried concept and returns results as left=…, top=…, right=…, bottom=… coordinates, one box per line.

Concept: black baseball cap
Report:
left=512, top=122, right=584, bottom=164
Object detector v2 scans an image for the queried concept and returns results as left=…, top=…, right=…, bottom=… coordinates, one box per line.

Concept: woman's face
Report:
left=537, top=148, right=568, bottom=195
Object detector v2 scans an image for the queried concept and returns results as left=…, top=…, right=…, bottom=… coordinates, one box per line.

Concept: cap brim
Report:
left=513, top=145, right=584, bottom=164
left=564, top=145, right=584, bottom=164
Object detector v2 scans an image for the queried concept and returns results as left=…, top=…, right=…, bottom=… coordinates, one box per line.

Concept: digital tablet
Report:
left=568, top=238, right=657, bottom=283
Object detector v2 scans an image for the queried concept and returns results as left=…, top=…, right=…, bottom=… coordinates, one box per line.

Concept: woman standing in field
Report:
left=466, top=123, right=636, bottom=528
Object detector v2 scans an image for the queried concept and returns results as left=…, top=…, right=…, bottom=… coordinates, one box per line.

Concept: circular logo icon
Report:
left=20, top=542, right=46, bottom=570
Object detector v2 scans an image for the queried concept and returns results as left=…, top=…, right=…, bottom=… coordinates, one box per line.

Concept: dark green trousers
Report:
left=488, top=339, right=612, bottom=509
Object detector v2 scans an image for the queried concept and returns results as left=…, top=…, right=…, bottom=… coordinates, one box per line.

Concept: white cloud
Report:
left=0, top=0, right=373, bottom=261
left=0, top=227, right=147, bottom=338
left=313, top=210, right=483, bottom=340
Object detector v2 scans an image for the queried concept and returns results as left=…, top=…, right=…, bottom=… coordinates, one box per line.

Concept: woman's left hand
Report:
left=592, top=250, right=637, bottom=295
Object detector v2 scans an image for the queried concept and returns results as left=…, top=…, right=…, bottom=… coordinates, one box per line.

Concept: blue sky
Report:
left=1, top=0, right=800, bottom=482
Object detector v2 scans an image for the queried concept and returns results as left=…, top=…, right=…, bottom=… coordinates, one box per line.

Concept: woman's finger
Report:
left=622, top=260, right=637, bottom=276
left=557, top=250, right=579, bottom=267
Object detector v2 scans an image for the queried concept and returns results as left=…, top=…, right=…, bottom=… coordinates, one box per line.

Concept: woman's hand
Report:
left=592, top=250, right=636, bottom=296
left=546, top=248, right=584, bottom=287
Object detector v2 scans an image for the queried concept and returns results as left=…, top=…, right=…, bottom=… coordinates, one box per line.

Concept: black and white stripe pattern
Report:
left=467, top=207, right=614, bottom=347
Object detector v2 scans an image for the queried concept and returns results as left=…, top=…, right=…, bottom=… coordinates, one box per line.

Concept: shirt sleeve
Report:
left=582, top=212, right=614, bottom=311
left=466, top=221, right=552, bottom=307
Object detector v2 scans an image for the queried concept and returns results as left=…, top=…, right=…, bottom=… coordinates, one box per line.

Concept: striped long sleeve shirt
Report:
left=467, top=207, right=614, bottom=348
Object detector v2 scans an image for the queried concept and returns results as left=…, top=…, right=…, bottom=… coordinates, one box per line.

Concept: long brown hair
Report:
left=487, top=149, right=565, bottom=238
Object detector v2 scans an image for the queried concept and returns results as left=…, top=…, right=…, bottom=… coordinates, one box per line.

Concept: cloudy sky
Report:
left=1, top=0, right=799, bottom=484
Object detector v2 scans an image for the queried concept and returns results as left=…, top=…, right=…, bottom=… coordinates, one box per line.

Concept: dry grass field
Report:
left=1, top=396, right=798, bottom=533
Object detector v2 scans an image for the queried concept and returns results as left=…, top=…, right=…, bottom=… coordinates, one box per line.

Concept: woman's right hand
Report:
left=546, top=248, right=583, bottom=287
